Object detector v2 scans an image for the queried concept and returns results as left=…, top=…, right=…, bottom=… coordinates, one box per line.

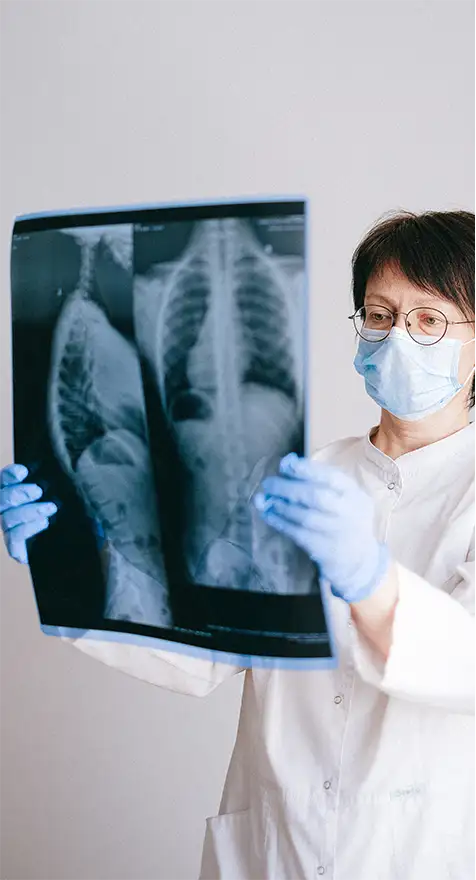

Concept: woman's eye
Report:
left=420, top=313, right=443, bottom=326
left=369, top=312, right=386, bottom=322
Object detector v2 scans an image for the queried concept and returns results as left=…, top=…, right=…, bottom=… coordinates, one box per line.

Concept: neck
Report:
left=371, top=394, right=471, bottom=459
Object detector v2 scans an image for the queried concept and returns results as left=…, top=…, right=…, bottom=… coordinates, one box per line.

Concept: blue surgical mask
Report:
left=354, top=327, right=475, bottom=421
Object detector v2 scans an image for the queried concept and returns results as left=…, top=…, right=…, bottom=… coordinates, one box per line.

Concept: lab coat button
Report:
left=334, top=695, right=343, bottom=704
left=317, top=867, right=326, bottom=875
left=387, top=482, right=396, bottom=490
left=323, top=780, right=331, bottom=790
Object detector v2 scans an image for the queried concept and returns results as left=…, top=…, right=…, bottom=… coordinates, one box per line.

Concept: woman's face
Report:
left=364, top=265, right=475, bottom=384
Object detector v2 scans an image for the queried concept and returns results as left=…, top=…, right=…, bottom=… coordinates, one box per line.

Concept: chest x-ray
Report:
left=11, top=200, right=335, bottom=666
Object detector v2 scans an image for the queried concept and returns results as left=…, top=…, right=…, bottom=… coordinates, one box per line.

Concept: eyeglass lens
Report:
left=354, top=306, right=448, bottom=345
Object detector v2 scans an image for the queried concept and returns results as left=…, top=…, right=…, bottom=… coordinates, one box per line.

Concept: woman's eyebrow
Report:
left=365, top=294, right=442, bottom=309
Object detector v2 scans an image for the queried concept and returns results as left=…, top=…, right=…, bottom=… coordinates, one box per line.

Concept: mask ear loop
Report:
left=461, top=365, right=476, bottom=388
left=460, top=337, right=475, bottom=388
left=461, top=322, right=476, bottom=409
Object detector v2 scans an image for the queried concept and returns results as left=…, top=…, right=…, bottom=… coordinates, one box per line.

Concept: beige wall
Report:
left=0, top=2, right=473, bottom=878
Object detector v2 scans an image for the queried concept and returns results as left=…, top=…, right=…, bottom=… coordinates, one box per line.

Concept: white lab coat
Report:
left=62, top=424, right=475, bottom=880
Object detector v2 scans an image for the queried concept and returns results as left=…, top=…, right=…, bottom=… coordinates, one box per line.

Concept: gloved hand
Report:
left=0, top=464, right=58, bottom=564
left=253, top=452, right=390, bottom=603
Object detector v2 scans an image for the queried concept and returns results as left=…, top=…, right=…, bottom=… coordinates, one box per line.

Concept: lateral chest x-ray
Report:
left=11, top=199, right=336, bottom=667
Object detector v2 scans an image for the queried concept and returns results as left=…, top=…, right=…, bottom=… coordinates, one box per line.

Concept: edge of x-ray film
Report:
left=10, top=196, right=338, bottom=670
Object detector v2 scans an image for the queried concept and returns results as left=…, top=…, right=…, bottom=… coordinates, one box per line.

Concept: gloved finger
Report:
left=279, top=454, right=356, bottom=495
left=0, top=482, right=43, bottom=513
left=259, top=476, right=343, bottom=513
left=256, top=508, right=318, bottom=551
left=2, top=501, right=58, bottom=532
left=5, top=517, right=50, bottom=563
left=0, top=464, right=29, bottom=489
left=256, top=496, right=337, bottom=531
left=5, top=536, right=28, bottom=564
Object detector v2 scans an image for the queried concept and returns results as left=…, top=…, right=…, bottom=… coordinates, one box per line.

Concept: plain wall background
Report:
left=0, top=2, right=473, bottom=878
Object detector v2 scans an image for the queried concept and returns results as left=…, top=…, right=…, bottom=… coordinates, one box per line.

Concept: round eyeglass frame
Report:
left=348, top=305, right=474, bottom=346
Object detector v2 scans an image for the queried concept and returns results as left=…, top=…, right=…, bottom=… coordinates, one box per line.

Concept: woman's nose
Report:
left=393, top=313, right=409, bottom=331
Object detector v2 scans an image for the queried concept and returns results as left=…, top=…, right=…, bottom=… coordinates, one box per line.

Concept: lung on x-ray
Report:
left=10, top=199, right=336, bottom=667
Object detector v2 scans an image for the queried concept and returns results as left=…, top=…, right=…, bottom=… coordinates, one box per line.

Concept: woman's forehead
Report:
left=365, top=265, right=460, bottom=312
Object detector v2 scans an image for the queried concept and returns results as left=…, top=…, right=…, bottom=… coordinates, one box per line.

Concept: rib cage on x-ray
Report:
left=134, top=218, right=315, bottom=596
left=47, top=227, right=173, bottom=628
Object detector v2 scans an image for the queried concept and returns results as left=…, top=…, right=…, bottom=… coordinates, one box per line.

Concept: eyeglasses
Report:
left=349, top=305, right=474, bottom=346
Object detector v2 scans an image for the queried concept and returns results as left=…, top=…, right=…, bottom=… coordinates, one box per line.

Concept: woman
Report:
left=1, top=210, right=474, bottom=880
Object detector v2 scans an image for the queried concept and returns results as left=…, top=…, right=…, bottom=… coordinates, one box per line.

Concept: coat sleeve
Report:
left=60, top=633, right=244, bottom=697
left=348, top=546, right=475, bottom=715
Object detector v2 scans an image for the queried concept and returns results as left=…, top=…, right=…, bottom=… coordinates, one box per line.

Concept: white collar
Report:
left=362, top=422, right=475, bottom=477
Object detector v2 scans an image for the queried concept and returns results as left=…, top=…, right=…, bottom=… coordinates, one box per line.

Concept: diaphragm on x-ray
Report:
left=10, top=200, right=336, bottom=667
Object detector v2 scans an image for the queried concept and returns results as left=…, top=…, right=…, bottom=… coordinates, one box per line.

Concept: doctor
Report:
left=1, top=209, right=475, bottom=880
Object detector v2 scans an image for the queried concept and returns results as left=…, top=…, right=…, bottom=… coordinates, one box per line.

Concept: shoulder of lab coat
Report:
left=61, top=634, right=244, bottom=697
left=348, top=548, right=475, bottom=715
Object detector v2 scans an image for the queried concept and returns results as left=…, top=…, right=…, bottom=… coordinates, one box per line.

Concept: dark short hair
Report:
left=351, top=210, right=475, bottom=409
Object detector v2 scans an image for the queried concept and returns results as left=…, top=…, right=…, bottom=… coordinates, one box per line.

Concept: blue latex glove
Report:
left=0, top=464, right=58, bottom=564
left=253, top=453, right=390, bottom=603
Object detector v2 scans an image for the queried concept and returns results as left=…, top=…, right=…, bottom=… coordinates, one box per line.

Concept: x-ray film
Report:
left=10, top=199, right=337, bottom=668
